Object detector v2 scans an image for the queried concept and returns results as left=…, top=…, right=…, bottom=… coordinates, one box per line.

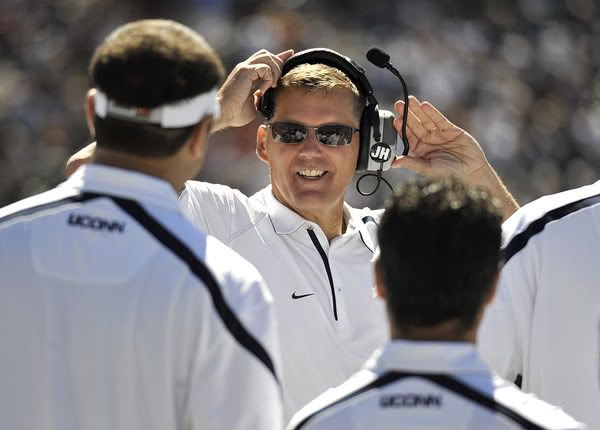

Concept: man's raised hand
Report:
left=212, top=49, right=294, bottom=132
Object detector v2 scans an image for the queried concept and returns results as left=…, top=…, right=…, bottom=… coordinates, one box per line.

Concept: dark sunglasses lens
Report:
left=316, top=125, right=354, bottom=146
left=271, top=122, right=307, bottom=144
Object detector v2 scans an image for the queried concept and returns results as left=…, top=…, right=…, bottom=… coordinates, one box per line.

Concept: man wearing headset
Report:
left=66, top=48, right=519, bottom=419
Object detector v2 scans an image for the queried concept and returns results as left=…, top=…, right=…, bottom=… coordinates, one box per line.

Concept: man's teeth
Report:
left=298, top=170, right=325, bottom=178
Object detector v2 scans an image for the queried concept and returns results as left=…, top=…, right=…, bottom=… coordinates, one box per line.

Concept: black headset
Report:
left=258, top=48, right=383, bottom=172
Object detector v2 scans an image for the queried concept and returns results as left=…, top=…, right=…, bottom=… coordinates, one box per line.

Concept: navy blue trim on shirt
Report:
left=111, top=196, right=279, bottom=384
left=425, top=374, right=545, bottom=430
left=0, top=193, right=102, bottom=226
left=503, top=193, right=600, bottom=264
left=307, top=228, right=338, bottom=321
left=293, top=371, right=546, bottom=430
left=292, top=371, right=409, bottom=429
left=1, top=191, right=279, bottom=384
left=358, top=216, right=377, bottom=254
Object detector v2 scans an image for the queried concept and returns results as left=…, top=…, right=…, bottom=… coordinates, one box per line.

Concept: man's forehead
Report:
left=273, top=86, right=360, bottom=125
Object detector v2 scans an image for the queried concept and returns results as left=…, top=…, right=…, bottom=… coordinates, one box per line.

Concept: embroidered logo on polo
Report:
left=291, top=292, right=315, bottom=300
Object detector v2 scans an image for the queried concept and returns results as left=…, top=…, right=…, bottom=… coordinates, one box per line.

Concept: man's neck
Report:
left=271, top=191, right=347, bottom=242
left=94, top=148, right=183, bottom=192
left=306, top=211, right=346, bottom=242
left=390, top=320, right=477, bottom=343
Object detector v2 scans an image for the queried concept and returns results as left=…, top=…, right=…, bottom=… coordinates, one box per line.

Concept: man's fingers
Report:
left=247, top=55, right=282, bottom=88
left=393, top=116, right=419, bottom=148
left=395, top=100, right=428, bottom=140
left=407, top=96, right=438, bottom=132
left=247, top=49, right=294, bottom=88
left=276, top=49, right=294, bottom=62
left=241, top=63, right=275, bottom=89
left=420, top=101, right=455, bottom=130
left=391, top=155, right=428, bottom=174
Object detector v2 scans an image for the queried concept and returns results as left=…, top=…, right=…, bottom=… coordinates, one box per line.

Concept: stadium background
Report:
left=0, top=0, right=598, bottom=208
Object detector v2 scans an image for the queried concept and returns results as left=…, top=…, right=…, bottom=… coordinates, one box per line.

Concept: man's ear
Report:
left=374, top=257, right=386, bottom=300
left=84, top=89, right=97, bottom=137
left=256, top=124, right=269, bottom=164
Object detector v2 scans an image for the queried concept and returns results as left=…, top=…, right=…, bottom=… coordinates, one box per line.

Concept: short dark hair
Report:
left=377, top=176, right=502, bottom=334
left=89, top=19, right=225, bottom=157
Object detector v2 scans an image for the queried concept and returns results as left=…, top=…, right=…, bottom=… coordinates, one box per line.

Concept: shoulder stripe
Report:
left=292, top=372, right=409, bottom=429
left=424, top=374, right=545, bottom=430
left=294, top=372, right=546, bottom=430
left=0, top=193, right=101, bottom=227
left=1, top=191, right=279, bottom=384
left=503, top=193, right=600, bottom=263
left=111, top=196, right=279, bottom=384
left=358, top=216, right=377, bottom=253
left=361, top=216, right=378, bottom=225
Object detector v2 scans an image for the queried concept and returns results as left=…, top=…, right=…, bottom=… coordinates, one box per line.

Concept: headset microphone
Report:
left=365, top=47, right=390, bottom=68
left=353, top=47, right=411, bottom=196
left=366, top=47, right=409, bottom=158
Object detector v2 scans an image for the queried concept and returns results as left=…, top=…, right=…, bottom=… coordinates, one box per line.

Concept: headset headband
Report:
left=259, top=48, right=379, bottom=119
left=280, top=48, right=376, bottom=101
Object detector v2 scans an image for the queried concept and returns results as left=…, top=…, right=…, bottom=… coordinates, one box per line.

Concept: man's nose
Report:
left=298, top=130, right=323, bottom=155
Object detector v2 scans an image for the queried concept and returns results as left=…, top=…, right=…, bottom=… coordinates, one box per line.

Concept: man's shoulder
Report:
left=0, top=185, right=79, bottom=225
left=180, top=181, right=269, bottom=217
left=287, top=369, right=377, bottom=430
left=180, top=180, right=246, bottom=203
left=491, top=376, right=584, bottom=429
left=501, top=180, right=600, bottom=261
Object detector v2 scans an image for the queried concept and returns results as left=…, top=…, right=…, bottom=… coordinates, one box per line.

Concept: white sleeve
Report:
left=178, top=181, right=249, bottom=244
left=477, top=233, right=538, bottom=381
left=185, top=272, right=283, bottom=430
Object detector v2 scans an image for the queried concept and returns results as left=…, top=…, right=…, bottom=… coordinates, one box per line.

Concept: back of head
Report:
left=377, top=176, right=502, bottom=335
left=89, top=19, right=225, bottom=157
left=268, top=63, right=365, bottom=123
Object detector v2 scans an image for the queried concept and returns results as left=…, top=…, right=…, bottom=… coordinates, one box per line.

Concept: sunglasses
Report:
left=267, top=121, right=359, bottom=147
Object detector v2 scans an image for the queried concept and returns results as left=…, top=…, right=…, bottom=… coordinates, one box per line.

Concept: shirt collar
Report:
left=63, top=164, right=180, bottom=212
left=260, top=185, right=355, bottom=237
left=365, top=340, right=490, bottom=375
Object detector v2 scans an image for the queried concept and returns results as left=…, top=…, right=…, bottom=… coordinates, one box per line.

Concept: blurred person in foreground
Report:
left=478, top=179, right=600, bottom=429
left=0, top=19, right=283, bottom=430
left=288, top=176, right=584, bottom=430
left=66, top=48, right=519, bottom=418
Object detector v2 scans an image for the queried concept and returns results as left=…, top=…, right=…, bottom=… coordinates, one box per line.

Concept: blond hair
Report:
left=274, top=63, right=365, bottom=121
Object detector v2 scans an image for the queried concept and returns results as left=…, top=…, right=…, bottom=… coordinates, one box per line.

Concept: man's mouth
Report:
left=297, top=170, right=326, bottom=179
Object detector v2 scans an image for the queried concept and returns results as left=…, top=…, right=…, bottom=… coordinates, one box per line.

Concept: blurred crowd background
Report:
left=0, top=0, right=598, bottom=208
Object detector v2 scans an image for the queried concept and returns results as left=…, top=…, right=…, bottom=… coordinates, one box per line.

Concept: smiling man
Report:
left=66, top=48, right=519, bottom=419
left=256, top=69, right=362, bottom=241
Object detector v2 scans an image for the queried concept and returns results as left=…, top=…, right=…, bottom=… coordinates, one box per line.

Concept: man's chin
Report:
left=289, top=191, right=342, bottom=216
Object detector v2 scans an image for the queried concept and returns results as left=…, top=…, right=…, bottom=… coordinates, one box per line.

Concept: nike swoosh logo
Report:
left=292, top=292, right=315, bottom=300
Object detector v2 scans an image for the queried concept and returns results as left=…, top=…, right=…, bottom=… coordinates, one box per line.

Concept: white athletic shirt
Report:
left=180, top=181, right=388, bottom=419
left=0, top=165, right=283, bottom=430
left=288, top=341, right=584, bottom=430
left=478, top=180, right=600, bottom=429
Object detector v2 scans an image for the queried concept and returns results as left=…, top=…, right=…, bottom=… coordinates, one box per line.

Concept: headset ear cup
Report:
left=259, top=88, right=275, bottom=119
left=356, top=109, right=371, bottom=171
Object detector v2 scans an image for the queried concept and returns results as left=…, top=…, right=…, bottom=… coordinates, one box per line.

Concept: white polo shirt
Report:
left=478, top=180, right=600, bottom=429
left=0, top=165, right=283, bottom=430
left=180, top=181, right=388, bottom=418
left=287, top=341, right=584, bottom=430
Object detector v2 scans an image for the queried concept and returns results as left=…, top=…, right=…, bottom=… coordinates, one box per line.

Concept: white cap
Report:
left=94, top=88, right=220, bottom=129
